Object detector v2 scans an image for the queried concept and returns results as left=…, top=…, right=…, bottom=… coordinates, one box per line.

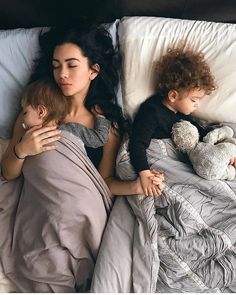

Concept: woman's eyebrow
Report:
left=52, top=58, right=80, bottom=62
left=65, top=58, right=80, bottom=62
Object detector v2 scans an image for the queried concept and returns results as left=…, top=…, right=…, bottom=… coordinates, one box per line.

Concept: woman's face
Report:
left=52, top=43, right=99, bottom=99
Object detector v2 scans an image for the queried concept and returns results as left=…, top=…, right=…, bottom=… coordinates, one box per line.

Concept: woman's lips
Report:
left=60, top=83, right=71, bottom=89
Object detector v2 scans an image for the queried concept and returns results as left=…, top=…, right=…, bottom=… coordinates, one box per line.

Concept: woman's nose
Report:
left=60, top=68, right=69, bottom=79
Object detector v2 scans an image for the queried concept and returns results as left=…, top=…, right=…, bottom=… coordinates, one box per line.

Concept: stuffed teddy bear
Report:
left=172, top=120, right=236, bottom=180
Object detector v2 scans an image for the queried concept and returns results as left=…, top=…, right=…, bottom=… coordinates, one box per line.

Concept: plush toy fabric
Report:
left=172, top=120, right=236, bottom=180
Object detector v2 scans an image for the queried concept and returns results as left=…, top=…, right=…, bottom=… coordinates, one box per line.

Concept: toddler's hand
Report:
left=150, top=169, right=165, bottom=185
left=229, top=156, right=236, bottom=167
left=139, top=170, right=163, bottom=197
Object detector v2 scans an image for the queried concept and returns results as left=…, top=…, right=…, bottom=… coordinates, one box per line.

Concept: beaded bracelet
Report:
left=13, top=145, right=26, bottom=160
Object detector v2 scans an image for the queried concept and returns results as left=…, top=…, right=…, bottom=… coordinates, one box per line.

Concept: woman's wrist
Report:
left=13, top=143, right=27, bottom=160
left=131, top=178, right=143, bottom=195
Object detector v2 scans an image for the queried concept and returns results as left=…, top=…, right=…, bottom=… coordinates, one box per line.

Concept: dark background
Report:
left=0, top=0, right=236, bottom=28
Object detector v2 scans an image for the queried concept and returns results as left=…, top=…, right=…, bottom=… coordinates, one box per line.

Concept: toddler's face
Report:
left=174, top=89, right=205, bottom=115
left=22, top=104, right=44, bottom=129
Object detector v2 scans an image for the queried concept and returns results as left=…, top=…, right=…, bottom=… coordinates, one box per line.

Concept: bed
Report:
left=90, top=16, right=236, bottom=292
left=1, top=0, right=236, bottom=292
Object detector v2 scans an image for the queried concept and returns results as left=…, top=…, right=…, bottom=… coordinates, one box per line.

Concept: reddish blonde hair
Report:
left=21, top=78, right=71, bottom=125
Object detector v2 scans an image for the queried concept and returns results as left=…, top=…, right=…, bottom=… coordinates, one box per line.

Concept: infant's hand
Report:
left=139, top=170, right=163, bottom=197
left=229, top=156, right=236, bottom=167
left=17, top=125, right=61, bottom=158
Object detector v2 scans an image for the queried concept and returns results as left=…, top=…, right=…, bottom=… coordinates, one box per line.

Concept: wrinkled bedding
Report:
left=91, top=138, right=236, bottom=293
left=0, top=130, right=112, bottom=292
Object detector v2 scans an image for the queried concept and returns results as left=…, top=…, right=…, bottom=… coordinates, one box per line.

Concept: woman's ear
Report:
left=37, top=105, right=48, bottom=119
left=168, top=90, right=179, bottom=102
left=90, top=63, right=100, bottom=80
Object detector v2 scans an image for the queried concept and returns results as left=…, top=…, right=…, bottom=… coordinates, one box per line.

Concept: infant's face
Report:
left=174, top=88, right=206, bottom=115
left=22, top=104, right=44, bottom=129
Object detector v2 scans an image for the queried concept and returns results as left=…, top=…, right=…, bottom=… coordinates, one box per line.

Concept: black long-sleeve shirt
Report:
left=129, top=95, right=207, bottom=173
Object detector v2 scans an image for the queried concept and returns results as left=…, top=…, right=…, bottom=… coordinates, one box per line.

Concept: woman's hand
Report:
left=15, top=125, right=61, bottom=158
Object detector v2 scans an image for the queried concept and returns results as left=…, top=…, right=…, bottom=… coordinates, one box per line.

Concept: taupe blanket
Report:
left=0, top=131, right=112, bottom=292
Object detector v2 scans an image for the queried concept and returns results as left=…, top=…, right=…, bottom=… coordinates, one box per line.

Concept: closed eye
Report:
left=68, top=61, right=79, bottom=68
left=52, top=65, right=60, bottom=69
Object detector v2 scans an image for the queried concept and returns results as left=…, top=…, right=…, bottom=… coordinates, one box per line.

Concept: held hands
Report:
left=15, top=125, right=61, bottom=158
left=139, top=169, right=165, bottom=197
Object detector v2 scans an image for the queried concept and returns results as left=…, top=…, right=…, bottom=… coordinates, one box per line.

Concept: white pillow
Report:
left=118, top=16, right=236, bottom=123
left=0, top=21, right=121, bottom=140
left=0, top=27, right=44, bottom=139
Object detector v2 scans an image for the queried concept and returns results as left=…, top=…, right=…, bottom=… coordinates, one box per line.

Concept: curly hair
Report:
left=30, top=23, right=128, bottom=135
left=154, top=46, right=216, bottom=99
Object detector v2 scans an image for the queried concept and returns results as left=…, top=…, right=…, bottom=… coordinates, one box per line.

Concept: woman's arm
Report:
left=98, top=129, right=139, bottom=195
left=2, top=113, right=26, bottom=180
left=1, top=112, right=61, bottom=180
left=98, top=129, right=163, bottom=196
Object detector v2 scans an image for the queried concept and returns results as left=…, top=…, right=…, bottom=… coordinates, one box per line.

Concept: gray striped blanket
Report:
left=91, top=138, right=236, bottom=293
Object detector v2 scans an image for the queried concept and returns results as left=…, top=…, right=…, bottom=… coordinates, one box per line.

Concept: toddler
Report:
left=129, top=45, right=216, bottom=196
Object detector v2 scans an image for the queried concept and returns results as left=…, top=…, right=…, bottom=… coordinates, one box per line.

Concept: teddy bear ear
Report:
left=172, top=120, right=199, bottom=152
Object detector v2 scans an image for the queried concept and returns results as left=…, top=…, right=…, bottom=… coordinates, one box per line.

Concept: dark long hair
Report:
left=30, top=23, right=128, bottom=135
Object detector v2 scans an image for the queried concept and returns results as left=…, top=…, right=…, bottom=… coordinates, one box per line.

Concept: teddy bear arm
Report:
left=223, top=137, right=236, bottom=145
left=203, top=126, right=234, bottom=144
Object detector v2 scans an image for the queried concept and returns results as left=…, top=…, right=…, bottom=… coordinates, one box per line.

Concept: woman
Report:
left=1, top=24, right=163, bottom=195
left=0, top=24, right=164, bottom=292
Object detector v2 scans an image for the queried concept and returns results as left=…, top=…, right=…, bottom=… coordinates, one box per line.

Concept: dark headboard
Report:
left=0, top=0, right=236, bottom=29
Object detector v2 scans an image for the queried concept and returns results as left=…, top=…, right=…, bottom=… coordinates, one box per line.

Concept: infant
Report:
left=21, top=78, right=111, bottom=148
